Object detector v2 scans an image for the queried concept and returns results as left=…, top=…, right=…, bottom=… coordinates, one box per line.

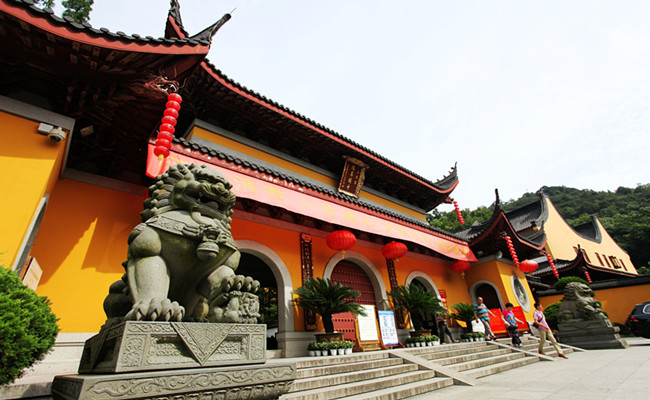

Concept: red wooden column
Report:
left=386, top=258, right=406, bottom=329
left=300, top=233, right=316, bottom=331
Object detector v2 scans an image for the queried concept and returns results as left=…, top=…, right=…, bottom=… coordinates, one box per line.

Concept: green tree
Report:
left=35, top=0, right=93, bottom=24
left=0, top=267, right=59, bottom=386
left=294, top=278, right=366, bottom=333
left=448, top=302, right=477, bottom=332
left=388, top=284, right=445, bottom=330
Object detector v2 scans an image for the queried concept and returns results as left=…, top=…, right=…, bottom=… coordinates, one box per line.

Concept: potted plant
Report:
left=328, top=342, right=338, bottom=356
left=294, top=277, right=367, bottom=342
left=343, top=340, right=354, bottom=354
left=460, top=333, right=469, bottom=342
left=449, top=302, right=477, bottom=334
left=336, top=341, right=346, bottom=355
left=308, top=342, right=317, bottom=357
left=388, top=284, right=445, bottom=336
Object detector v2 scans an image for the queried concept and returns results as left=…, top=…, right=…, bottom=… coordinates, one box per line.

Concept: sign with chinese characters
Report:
left=337, top=156, right=368, bottom=198
left=377, top=310, right=399, bottom=346
left=146, top=145, right=477, bottom=261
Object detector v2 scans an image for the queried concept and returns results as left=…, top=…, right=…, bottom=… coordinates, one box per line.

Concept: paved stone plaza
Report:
left=409, top=336, right=650, bottom=400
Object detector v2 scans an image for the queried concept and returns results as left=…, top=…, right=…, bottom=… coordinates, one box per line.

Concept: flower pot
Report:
left=338, top=348, right=345, bottom=355
left=433, top=340, right=440, bottom=346
left=345, top=348, right=353, bottom=354
left=329, top=349, right=337, bottom=356
left=309, top=350, right=316, bottom=357
left=427, top=342, right=433, bottom=347
left=315, top=350, right=322, bottom=356
left=416, top=342, right=423, bottom=347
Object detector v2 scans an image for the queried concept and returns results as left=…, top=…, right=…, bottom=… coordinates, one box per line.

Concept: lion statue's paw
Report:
left=125, top=297, right=185, bottom=321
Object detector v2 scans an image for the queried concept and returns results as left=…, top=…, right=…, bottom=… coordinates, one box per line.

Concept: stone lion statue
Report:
left=103, top=163, right=260, bottom=324
left=557, top=282, right=607, bottom=323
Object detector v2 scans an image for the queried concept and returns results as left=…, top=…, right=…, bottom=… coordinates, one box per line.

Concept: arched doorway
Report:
left=410, top=278, right=439, bottom=334
left=237, top=253, right=279, bottom=349
left=330, top=260, right=376, bottom=341
left=475, top=283, right=501, bottom=310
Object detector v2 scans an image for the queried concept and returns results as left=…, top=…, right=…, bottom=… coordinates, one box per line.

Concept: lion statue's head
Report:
left=141, top=163, right=236, bottom=223
left=562, top=282, right=593, bottom=301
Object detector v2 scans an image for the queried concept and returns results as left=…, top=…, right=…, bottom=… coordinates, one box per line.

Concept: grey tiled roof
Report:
left=8, top=0, right=209, bottom=46
left=172, top=137, right=465, bottom=242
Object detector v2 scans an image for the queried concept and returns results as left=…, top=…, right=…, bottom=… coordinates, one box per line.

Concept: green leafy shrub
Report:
left=613, top=322, right=632, bottom=336
left=0, top=267, right=59, bottom=386
left=553, top=276, right=590, bottom=292
left=543, top=302, right=562, bottom=331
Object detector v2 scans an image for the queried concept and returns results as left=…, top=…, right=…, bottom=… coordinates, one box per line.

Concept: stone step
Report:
left=296, top=352, right=389, bottom=369
left=280, top=370, right=438, bottom=400
left=405, top=341, right=490, bottom=357
left=462, top=355, right=539, bottom=379
left=448, top=352, right=526, bottom=372
left=432, top=348, right=514, bottom=366
left=340, top=377, right=455, bottom=400
left=409, top=343, right=493, bottom=361
left=297, top=358, right=403, bottom=379
left=291, top=363, right=419, bottom=392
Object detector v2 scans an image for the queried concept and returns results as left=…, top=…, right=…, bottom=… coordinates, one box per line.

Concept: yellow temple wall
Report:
left=538, top=284, right=650, bottom=325
left=542, top=196, right=636, bottom=274
left=29, top=179, right=143, bottom=333
left=466, top=259, right=536, bottom=321
left=0, top=109, right=68, bottom=269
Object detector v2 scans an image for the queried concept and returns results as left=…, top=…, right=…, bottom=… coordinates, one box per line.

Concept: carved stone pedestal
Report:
left=556, top=319, right=629, bottom=349
left=51, top=322, right=295, bottom=400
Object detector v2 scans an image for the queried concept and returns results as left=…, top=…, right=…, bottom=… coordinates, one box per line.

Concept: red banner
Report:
left=147, top=146, right=476, bottom=262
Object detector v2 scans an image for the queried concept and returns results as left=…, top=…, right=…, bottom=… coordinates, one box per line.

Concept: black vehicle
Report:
left=625, top=301, right=650, bottom=339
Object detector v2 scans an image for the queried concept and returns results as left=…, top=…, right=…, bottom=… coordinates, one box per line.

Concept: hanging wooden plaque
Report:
left=337, top=156, right=368, bottom=198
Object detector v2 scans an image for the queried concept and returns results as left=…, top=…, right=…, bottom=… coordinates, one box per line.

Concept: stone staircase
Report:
left=280, top=335, right=577, bottom=400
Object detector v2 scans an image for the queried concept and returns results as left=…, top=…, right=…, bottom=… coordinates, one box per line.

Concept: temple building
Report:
left=1, top=0, right=646, bottom=358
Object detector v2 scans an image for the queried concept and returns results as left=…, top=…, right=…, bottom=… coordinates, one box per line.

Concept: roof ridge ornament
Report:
left=189, top=13, right=232, bottom=43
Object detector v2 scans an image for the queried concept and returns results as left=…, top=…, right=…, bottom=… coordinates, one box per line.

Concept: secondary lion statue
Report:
left=557, top=282, right=607, bottom=323
left=103, top=163, right=260, bottom=324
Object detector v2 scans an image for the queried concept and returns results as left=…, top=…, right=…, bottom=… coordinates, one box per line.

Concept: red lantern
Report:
left=326, top=230, right=356, bottom=258
left=153, top=145, right=170, bottom=158
left=168, top=93, right=183, bottom=104
left=153, top=93, right=183, bottom=159
left=519, top=259, right=538, bottom=273
left=584, top=269, right=592, bottom=283
left=164, top=108, right=179, bottom=119
left=450, top=260, right=471, bottom=278
left=504, top=235, right=520, bottom=267
left=453, top=201, right=465, bottom=225
left=382, top=241, right=408, bottom=261
left=545, top=252, right=559, bottom=279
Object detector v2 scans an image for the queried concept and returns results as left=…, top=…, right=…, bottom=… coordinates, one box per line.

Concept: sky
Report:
left=54, top=1, right=650, bottom=210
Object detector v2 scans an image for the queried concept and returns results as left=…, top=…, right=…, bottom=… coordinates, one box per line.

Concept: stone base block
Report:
left=51, top=362, right=295, bottom=400
left=557, top=321, right=629, bottom=349
left=79, top=321, right=267, bottom=374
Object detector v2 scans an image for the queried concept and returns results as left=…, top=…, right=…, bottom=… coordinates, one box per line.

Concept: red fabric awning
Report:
left=147, top=145, right=476, bottom=262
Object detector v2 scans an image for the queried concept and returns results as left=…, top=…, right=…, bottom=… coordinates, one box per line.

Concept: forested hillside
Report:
left=427, top=185, right=650, bottom=272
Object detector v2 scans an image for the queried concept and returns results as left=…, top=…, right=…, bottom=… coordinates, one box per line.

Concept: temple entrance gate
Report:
left=330, top=260, right=377, bottom=341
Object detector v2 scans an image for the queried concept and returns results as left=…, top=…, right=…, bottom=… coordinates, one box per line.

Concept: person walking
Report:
left=501, top=302, right=524, bottom=347
left=533, top=302, right=568, bottom=359
left=474, top=297, right=497, bottom=340
left=437, top=313, right=457, bottom=343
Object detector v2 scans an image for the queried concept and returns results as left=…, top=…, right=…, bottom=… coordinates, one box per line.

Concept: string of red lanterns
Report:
left=382, top=241, right=408, bottom=262
left=584, top=268, right=593, bottom=283
left=326, top=230, right=356, bottom=259
left=153, top=93, right=183, bottom=159
left=504, top=235, right=519, bottom=267
left=452, top=200, right=465, bottom=225
left=545, top=252, right=560, bottom=279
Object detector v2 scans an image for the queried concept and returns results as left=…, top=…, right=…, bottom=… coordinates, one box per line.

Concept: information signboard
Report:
left=377, top=310, right=399, bottom=346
